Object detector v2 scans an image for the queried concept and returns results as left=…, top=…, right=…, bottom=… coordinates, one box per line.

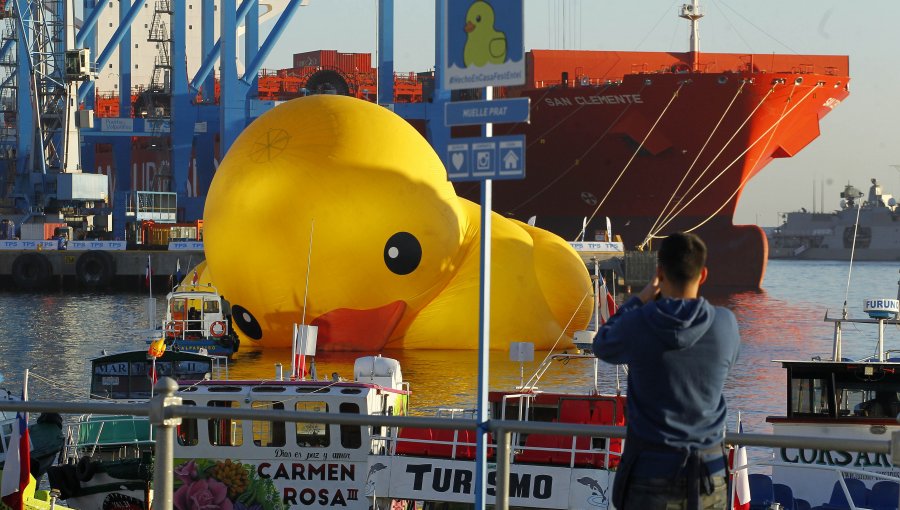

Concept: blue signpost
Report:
left=444, top=97, right=530, bottom=126
left=441, top=2, right=525, bottom=508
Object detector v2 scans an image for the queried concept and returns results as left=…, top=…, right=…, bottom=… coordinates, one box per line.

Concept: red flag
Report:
left=191, top=270, right=199, bottom=286
left=599, top=275, right=617, bottom=325
left=1, top=394, right=30, bottom=510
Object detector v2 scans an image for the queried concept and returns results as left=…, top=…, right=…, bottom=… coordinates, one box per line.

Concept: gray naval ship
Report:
left=769, top=178, right=899, bottom=260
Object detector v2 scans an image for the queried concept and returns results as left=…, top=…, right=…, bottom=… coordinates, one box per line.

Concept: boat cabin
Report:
left=770, top=360, right=900, bottom=423
left=164, top=284, right=230, bottom=341
left=161, top=283, right=238, bottom=356
left=169, top=356, right=408, bottom=510
left=89, top=350, right=223, bottom=400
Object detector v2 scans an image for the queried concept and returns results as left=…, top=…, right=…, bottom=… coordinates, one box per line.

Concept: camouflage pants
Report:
left=622, top=476, right=728, bottom=510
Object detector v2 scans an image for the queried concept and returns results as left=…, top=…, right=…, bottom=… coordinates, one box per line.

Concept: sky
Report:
left=257, top=0, right=900, bottom=226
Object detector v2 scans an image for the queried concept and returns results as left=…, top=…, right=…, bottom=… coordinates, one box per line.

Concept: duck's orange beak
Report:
left=464, top=21, right=475, bottom=33
left=311, top=301, right=407, bottom=351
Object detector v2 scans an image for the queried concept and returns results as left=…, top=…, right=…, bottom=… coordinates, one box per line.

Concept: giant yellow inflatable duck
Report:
left=203, top=95, right=592, bottom=351
left=463, top=0, right=507, bottom=67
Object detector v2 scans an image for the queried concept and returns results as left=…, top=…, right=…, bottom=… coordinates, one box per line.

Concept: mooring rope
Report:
left=644, top=80, right=747, bottom=244
left=644, top=81, right=822, bottom=241
left=576, top=81, right=687, bottom=242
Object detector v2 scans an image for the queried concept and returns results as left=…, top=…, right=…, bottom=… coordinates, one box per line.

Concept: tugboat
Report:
left=156, top=282, right=239, bottom=358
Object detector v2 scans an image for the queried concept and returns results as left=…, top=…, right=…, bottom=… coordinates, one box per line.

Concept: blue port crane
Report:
left=0, top=0, right=309, bottom=239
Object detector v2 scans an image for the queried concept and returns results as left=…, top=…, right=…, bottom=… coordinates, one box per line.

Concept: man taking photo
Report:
left=593, top=232, right=741, bottom=510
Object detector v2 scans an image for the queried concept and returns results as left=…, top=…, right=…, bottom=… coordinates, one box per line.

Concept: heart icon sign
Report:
left=451, top=152, right=464, bottom=170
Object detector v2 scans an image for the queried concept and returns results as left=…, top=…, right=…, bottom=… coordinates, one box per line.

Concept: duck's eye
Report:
left=476, top=15, right=481, bottom=23
left=232, top=304, right=263, bottom=340
left=384, top=232, right=422, bottom=275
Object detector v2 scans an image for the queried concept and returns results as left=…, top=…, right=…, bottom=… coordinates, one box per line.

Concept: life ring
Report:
left=164, top=321, right=182, bottom=336
left=11, top=252, right=53, bottom=290
left=75, top=250, right=116, bottom=287
left=210, top=321, right=226, bottom=338
left=75, top=456, right=96, bottom=482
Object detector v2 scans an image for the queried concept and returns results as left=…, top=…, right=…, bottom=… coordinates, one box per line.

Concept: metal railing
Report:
left=3, top=378, right=900, bottom=510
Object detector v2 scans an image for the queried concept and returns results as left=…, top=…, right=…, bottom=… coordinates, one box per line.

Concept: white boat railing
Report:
left=3, top=378, right=900, bottom=510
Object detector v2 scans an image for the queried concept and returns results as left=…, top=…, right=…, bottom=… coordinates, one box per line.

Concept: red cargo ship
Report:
left=479, top=49, right=849, bottom=288
left=96, top=10, right=849, bottom=289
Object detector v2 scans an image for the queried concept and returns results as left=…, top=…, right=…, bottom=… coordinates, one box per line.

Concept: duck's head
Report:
left=465, top=0, right=495, bottom=34
left=204, top=95, right=468, bottom=350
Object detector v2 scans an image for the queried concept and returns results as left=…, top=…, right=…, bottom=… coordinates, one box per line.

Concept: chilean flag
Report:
left=599, top=274, right=617, bottom=324
left=1, top=390, right=30, bottom=510
left=729, top=418, right=751, bottom=510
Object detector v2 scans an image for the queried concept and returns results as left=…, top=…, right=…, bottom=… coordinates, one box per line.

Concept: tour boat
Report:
left=154, top=348, right=627, bottom=510
left=753, top=283, right=900, bottom=509
left=46, top=349, right=228, bottom=510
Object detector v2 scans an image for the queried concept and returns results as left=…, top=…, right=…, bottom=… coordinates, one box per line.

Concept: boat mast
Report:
left=679, top=0, right=704, bottom=71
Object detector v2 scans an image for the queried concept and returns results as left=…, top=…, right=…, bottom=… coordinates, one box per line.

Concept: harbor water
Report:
left=0, top=259, right=897, bottom=468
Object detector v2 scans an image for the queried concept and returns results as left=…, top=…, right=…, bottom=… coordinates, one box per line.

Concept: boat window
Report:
left=208, top=401, right=243, bottom=446
left=295, top=387, right=326, bottom=394
left=834, top=379, right=900, bottom=418
left=177, top=400, right=198, bottom=446
left=91, top=361, right=132, bottom=398
left=340, top=389, right=362, bottom=394
left=251, top=386, right=286, bottom=393
left=790, top=377, right=830, bottom=415
left=208, top=386, right=243, bottom=392
left=203, top=300, right=220, bottom=314
left=251, top=401, right=286, bottom=447
left=339, top=403, right=361, bottom=449
left=295, top=401, right=329, bottom=447
left=174, top=360, right=212, bottom=380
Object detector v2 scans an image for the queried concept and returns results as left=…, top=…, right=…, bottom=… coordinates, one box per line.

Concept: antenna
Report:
left=301, top=220, right=314, bottom=326
left=841, top=190, right=864, bottom=318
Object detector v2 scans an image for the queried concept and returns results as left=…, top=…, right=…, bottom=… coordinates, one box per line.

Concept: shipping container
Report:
left=20, top=222, right=67, bottom=240
left=57, top=172, right=108, bottom=201
left=131, top=219, right=204, bottom=246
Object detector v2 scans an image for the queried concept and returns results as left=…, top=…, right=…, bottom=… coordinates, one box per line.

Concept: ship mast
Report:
left=679, top=0, right=704, bottom=71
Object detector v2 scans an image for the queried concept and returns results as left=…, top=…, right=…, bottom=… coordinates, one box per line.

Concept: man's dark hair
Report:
left=658, top=232, right=707, bottom=286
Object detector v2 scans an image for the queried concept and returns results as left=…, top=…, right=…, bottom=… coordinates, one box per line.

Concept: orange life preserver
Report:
left=210, top=321, right=226, bottom=338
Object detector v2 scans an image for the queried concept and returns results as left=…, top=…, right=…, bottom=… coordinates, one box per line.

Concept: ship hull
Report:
left=451, top=51, right=850, bottom=288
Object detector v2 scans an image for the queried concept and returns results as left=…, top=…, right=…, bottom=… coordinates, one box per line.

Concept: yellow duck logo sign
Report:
left=463, top=1, right=507, bottom=67
left=443, top=0, right=524, bottom=89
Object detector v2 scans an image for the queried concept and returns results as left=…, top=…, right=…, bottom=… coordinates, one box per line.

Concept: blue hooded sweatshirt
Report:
left=593, top=295, right=740, bottom=475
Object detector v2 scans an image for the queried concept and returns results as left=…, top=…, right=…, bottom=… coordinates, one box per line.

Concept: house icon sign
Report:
left=503, top=150, right=519, bottom=169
